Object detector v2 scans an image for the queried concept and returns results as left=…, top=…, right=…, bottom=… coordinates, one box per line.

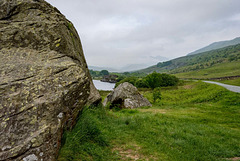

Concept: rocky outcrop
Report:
left=103, top=82, right=152, bottom=109
left=0, top=0, right=101, bottom=160
left=101, top=75, right=118, bottom=83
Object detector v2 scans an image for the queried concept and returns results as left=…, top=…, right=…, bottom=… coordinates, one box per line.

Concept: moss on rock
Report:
left=0, top=0, right=101, bottom=160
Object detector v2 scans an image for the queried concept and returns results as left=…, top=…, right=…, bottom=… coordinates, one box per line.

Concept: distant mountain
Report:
left=188, top=37, right=240, bottom=56
left=120, top=64, right=151, bottom=72
left=120, top=56, right=169, bottom=72
left=89, top=64, right=151, bottom=72
left=89, top=56, right=169, bottom=72
left=88, top=66, right=118, bottom=72
left=136, top=43, right=240, bottom=75
left=150, top=55, right=169, bottom=62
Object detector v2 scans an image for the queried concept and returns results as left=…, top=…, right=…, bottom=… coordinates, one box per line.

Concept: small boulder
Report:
left=103, top=82, right=152, bottom=109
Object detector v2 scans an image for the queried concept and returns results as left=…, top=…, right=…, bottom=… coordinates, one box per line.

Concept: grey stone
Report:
left=103, top=82, right=152, bottom=109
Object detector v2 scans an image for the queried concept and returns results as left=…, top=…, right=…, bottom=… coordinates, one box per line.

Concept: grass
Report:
left=216, top=77, right=240, bottom=86
left=58, top=81, right=240, bottom=161
left=98, top=90, right=112, bottom=100
left=174, top=60, right=240, bottom=79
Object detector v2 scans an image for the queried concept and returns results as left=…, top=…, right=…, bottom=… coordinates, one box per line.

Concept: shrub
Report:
left=116, top=75, right=126, bottom=82
left=145, top=72, right=163, bottom=89
left=135, top=79, right=148, bottom=88
left=100, top=70, right=109, bottom=76
left=160, top=73, right=179, bottom=86
left=153, top=87, right=162, bottom=103
left=115, top=76, right=137, bottom=87
left=145, top=72, right=179, bottom=89
left=115, top=72, right=179, bottom=89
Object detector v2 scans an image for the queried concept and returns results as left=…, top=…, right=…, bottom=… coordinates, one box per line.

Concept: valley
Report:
left=64, top=38, right=240, bottom=160
left=1, top=0, right=239, bottom=160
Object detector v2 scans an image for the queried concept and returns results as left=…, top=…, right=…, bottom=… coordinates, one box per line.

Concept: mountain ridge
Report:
left=188, top=37, right=240, bottom=56
left=89, top=56, right=169, bottom=72
left=135, top=43, right=240, bottom=77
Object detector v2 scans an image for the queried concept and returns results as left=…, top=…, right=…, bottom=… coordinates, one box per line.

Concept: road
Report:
left=203, top=81, right=240, bottom=93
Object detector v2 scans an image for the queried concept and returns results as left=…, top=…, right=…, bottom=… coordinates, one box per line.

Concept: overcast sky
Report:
left=46, top=0, right=240, bottom=69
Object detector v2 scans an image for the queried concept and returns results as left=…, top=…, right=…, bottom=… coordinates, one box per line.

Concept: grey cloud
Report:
left=46, top=0, right=240, bottom=68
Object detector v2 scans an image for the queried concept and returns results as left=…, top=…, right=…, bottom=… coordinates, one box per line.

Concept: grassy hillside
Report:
left=58, top=81, right=240, bottom=160
left=137, top=44, right=240, bottom=79
left=174, top=60, right=240, bottom=79
left=188, top=37, right=240, bottom=55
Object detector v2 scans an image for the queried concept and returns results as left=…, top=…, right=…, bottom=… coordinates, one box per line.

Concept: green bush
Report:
left=145, top=72, right=163, bottom=89
left=135, top=79, right=148, bottom=88
left=160, top=73, right=179, bottom=86
left=115, top=72, right=179, bottom=89
left=100, top=70, right=109, bottom=76
left=153, top=87, right=162, bottom=103
left=145, top=72, right=179, bottom=89
left=114, top=72, right=179, bottom=89
left=116, top=75, right=126, bottom=82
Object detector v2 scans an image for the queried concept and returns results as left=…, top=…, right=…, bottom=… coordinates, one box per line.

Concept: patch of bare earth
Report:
left=112, top=144, right=156, bottom=160
left=226, top=157, right=240, bottom=161
left=182, top=84, right=194, bottom=89
left=138, top=109, right=167, bottom=114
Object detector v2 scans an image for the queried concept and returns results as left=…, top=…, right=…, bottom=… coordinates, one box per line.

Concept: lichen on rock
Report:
left=0, top=0, right=101, bottom=160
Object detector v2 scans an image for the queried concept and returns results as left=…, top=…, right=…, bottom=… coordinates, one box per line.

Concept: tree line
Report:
left=115, top=72, right=179, bottom=89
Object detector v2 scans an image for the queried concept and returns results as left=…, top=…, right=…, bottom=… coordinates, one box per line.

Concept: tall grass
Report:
left=58, top=107, right=116, bottom=161
left=58, top=81, right=240, bottom=161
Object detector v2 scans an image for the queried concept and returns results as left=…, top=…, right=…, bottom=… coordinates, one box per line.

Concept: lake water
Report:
left=93, top=80, right=115, bottom=91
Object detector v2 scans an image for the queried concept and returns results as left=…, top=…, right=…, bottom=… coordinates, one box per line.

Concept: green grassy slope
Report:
left=136, top=44, right=240, bottom=78
left=58, top=81, right=240, bottom=161
left=174, top=60, right=240, bottom=79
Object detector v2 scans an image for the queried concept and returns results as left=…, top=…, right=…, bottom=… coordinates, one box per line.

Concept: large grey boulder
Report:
left=0, top=0, right=101, bottom=160
left=103, top=82, right=152, bottom=109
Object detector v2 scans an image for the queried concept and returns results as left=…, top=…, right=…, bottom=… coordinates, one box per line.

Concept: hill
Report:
left=136, top=43, right=240, bottom=79
left=188, top=37, right=240, bottom=55
left=174, top=60, right=240, bottom=79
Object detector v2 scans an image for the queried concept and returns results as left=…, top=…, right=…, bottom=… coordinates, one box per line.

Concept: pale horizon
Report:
left=46, top=0, right=240, bottom=69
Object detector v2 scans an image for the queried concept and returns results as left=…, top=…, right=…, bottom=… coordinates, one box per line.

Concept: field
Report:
left=58, top=81, right=240, bottom=161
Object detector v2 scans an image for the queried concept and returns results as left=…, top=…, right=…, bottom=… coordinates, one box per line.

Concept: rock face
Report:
left=103, top=82, right=152, bottom=109
left=0, top=0, right=101, bottom=160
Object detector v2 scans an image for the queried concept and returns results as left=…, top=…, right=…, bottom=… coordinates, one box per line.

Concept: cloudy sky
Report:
left=46, top=0, right=240, bottom=69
